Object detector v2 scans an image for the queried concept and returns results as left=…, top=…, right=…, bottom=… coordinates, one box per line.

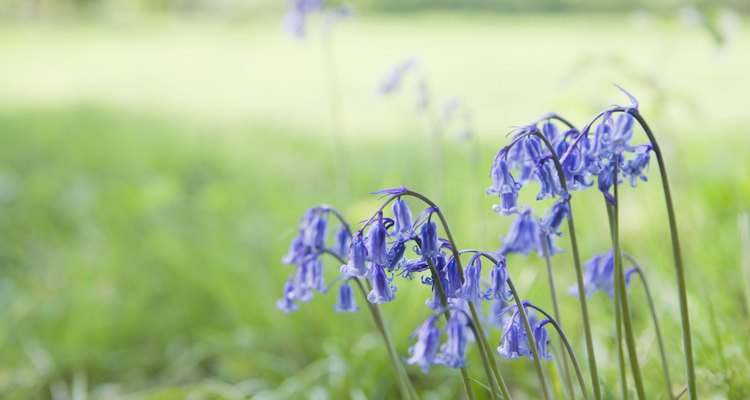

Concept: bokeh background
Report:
left=1, top=0, right=749, bottom=399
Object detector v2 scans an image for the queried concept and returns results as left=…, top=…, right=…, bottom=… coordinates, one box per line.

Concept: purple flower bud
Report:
left=406, top=315, right=441, bottom=373
left=444, top=256, right=463, bottom=298
left=367, top=216, right=388, bottom=265
left=458, top=255, right=482, bottom=302
left=487, top=257, right=510, bottom=301
left=282, top=235, right=308, bottom=265
left=334, top=281, right=359, bottom=313
left=332, top=224, right=350, bottom=259
left=500, top=209, right=541, bottom=257
left=386, top=241, right=406, bottom=271
left=276, top=276, right=300, bottom=313
left=569, top=250, right=636, bottom=299
left=420, top=220, right=440, bottom=259
left=392, top=198, right=415, bottom=241
left=540, top=199, right=569, bottom=236
left=340, top=232, right=369, bottom=278
left=534, top=320, right=554, bottom=361
left=436, top=313, right=468, bottom=368
left=367, top=264, right=396, bottom=304
left=304, top=213, right=328, bottom=249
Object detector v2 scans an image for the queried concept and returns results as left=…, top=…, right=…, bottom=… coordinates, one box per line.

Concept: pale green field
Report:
left=0, top=12, right=749, bottom=399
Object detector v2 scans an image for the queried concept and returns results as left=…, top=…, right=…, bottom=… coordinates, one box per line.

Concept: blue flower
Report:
left=444, top=256, right=463, bottom=298
left=420, top=220, right=440, bottom=259
left=367, top=264, right=397, bottom=304
left=367, top=215, right=388, bottom=265
left=392, top=198, right=415, bottom=241
left=486, top=257, right=510, bottom=301
left=304, top=212, right=328, bottom=250
left=540, top=199, right=569, bottom=236
left=372, top=186, right=409, bottom=196
left=534, top=320, right=554, bottom=362
left=378, top=58, right=417, bottom=95
left=622, top=146, right=652, bottom=187
left=334, top=281, right=359, bottom=313
left=302, top=257, right=326, bottom=293
left=341, top=232, right=369, bottom=278
left=386, top=241, right=406, bottom=271
left=597, top=155, right=623, bottom=204
left=499, top=209, right=541, bottom=256
left=399, top=258, right=429, bottom=279
left=606, top=113, right=635, bottom=155
left=426, top=256, right=449, bottom=309
left=436, top=313, right=468, bottom=368
left=458, top=254, right=482, bottom=302
left=276, top=276, right=300, bottom=313
left=406, top=315, right=442, bottom=372
left=282, top=235, right=308, bottom=265
left=291, top=265, right=314, bottom=303
left=488, top=158, right=521, bottom=216
left=568, top=250, right=637, bottom=299
left=332, top=224, right=350, bottom=259
left=283, top=0, right=323, bottom=38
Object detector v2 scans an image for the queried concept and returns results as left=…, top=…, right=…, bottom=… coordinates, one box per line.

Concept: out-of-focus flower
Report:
left=420, top=220, right=440, bottom=259
left=540, top=199, right=569, bottom=236
left=283, top=0, right=324, bottom=38
left=488, top=158, right=520, bottom=216
left=436, top=313, right=468, bottom=368
left=378, top=58, right=417, bottom=95
left=334, top=281, right=359, bottom=313
left=458, top=254, right=482, bottom=302
left=568, top=250, right=637, bottom=299
left=368, top=264, right=397, bottom=304
left=367, top=214, right=388, bottom=265
left=341, top=232, right=369, bottom=278
left=406, top=315, right=442, bottom=372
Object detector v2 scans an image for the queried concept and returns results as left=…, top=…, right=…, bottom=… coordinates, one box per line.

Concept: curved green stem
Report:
left=541, top=236, right=575, bottom=399
left=605, top=202, right=629, bottom=400
left=530, top=131, right=601, bottom=400
left=525, top=303, right=590, bottom=400
left=630, top=110, right=695, bottom=399
left=625, top=257, right=674, bottom=399
left=320, top=250, right=418, bottom=399
left=405, top=191, right=512, bottom=400
left=612, top=162, right=646, bottom=399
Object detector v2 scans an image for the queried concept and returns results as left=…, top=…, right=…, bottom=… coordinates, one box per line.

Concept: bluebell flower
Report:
left=615, top=84, right=640, bottom=110
left=488, top=158, right=521, bottom=216
left=604, top=113, right=635, bottom=155
left=534, top=320, right=554, bottom=361
left=399, top=258, right=429, bottom=279
left=303, top=257, right=326, bottom=292
left=386, top=241, right=406, bottom=271
left=622, top=146, right=652, bottom=187
left=303, top=212, right=328, bottom=250
left=277, top=276, right=300, bottom=313
left=378, top=58, right=417, bottom=95
left=436, top=313, right=468, bottom=368
left=334, top=281, right=359, bottom=313
left=459, top=255, right=482, bottom=302
left=486, top=300, right=509, bottom=329
left=332, top=224, right=350, bottom=259
left=368, top=264, right=397, bottom=304
left=406, top=315, right=442, bottom=372
left=557, top=139, right=591, bottom=191
left=597, top=155, right=624, bottom=204
left=291, top=264, right=314, bottom=302
left=535, top=159, right=562, bottom=200
left=541, top=120, right=561, bottom=144
left=367, top=215, right=388, bottom=265
left=444, top=256, right=463, bottom=297
left=540, top=199, right=569, bottom=236
left=568, top=250, right=637, bottom=299
left=425, top=263, right=448, bottom=310
left=372, top=186, right=409, bottom=196
left=341, top=232, right=369, bottom=278
left=392, top=198, right=415, bottom=241
left=499, top=209, right=541, bottom=256
left=420, top=220, right=440, bottom=259
left=486, top=257, right=510, bottom=301
left=282, top=235, right=308, bottom=265
left=283, top=0, right=323, bottom=38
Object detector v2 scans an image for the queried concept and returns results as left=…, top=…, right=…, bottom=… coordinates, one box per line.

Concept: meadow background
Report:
left=0, top=1, right=749, bottom=398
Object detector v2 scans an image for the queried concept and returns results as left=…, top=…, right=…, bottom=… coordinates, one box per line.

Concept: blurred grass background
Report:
left=0, top=1, right=749, bottom=399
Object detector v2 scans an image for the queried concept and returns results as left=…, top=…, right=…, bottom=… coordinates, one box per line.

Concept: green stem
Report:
left=506, top=278, right=551, bottom=400
left=631, top=110, right=695, bottom=399
left=405, top=191, right=512, bottom=400
left=625, top=260, right=674, bottom=399
left=422, top=256, right=478, bottom=400
left=541, top=236, right=575, bottom=399
left=612, top=162, right=646, bottom=399
left=320, top=249, right=418, bottom=399
left=530, top=131, right=601, bottom=400
left=525, top=303, right=590, bottom=400
left=605, top=202, right=629, bottom=400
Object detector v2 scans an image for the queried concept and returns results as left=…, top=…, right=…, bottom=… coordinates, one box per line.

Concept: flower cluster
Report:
left=570, top=250, right=638, bottom=299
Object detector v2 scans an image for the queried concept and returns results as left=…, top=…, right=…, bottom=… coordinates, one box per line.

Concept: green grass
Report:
left=0, top=12, right=749, bottom=399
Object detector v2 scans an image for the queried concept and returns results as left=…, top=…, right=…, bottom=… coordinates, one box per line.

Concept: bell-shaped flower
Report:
left=420, top=220, right=440, bottom=259
left=367, top=215, right=388, bottom=265
left=341, top=232, right=369, bottom=278
left=406, top=315, right=442, bottom=372
left=392, top=198, right=415, bottom=241
left=486, top=257, right=510, bottom=301
left=367, top=264, right=397, bottom=304
left=334, top=281, right=359, bottom=313
left=436, top=313, right=468, bottom=368
left=458, top=255, right=483, bottom=302
left=540, top=199, right=569, bottom=236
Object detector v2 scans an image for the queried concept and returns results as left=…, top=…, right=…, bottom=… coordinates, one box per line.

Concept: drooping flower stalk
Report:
left=612, top=162, right=647, bottom=399
left=629, top=110, right=695, bottom=400
left=624, top=255, right=674, bottom=399
left=604, top=201, right=629, bottom=400
left=525, top=130, right=601, bottom=400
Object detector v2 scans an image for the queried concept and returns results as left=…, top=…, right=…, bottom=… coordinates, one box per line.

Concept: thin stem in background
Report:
left=612, top=162, right=646, bottom=399
left=321, top=32, right=350, bottom=204
left=626, top=261, right=674, bottom=399
left=631, top=110, right=695, bottom=399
